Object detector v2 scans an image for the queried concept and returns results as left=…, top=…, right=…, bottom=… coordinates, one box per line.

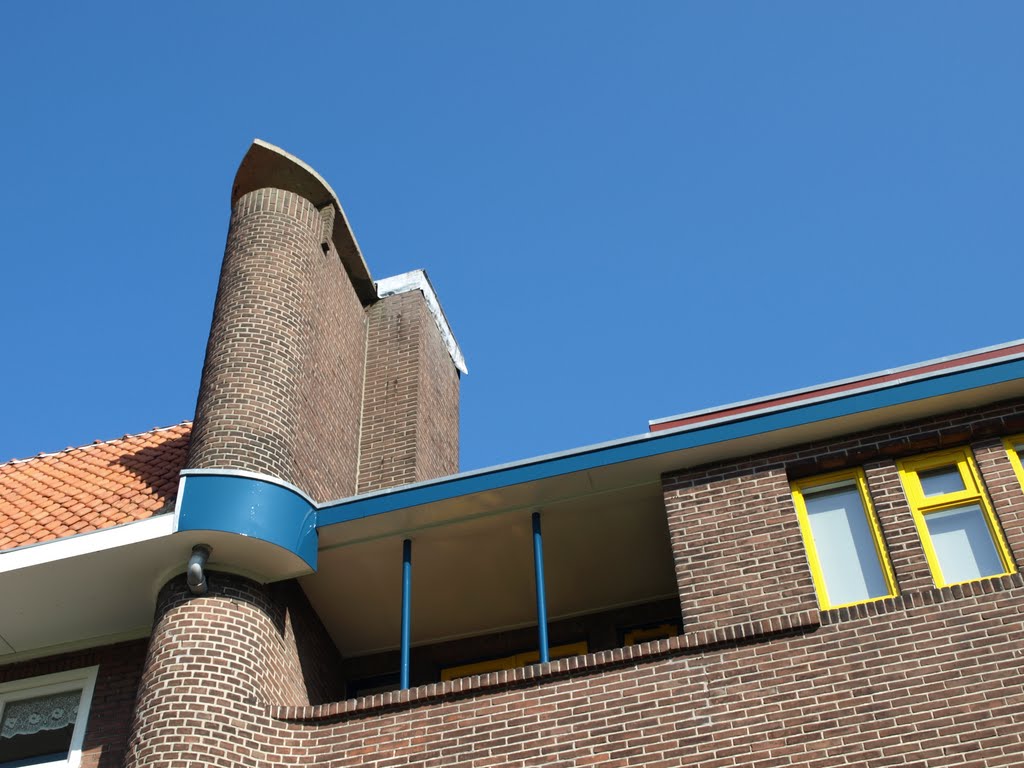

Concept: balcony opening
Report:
left=305, top=479, right=680, bottom=697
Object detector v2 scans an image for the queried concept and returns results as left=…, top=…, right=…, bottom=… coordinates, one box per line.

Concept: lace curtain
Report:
left=1, top=691, right=80, bottom=739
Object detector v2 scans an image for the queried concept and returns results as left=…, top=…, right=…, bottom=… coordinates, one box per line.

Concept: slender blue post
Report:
left=400, top=538, right=412, bottom=689
left=531, top=511, right=550, bottom=663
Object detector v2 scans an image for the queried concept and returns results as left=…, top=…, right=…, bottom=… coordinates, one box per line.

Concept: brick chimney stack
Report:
left=186, top=140, right=464, bottom=503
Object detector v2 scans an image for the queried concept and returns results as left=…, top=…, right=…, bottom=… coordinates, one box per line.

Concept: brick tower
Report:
left=124, top=140, right=465, bottom=767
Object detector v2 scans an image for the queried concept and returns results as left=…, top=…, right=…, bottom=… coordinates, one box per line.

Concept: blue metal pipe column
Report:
left=400, top=538, right=413, bottom=689
left=531, top=511, right=550, bottom=663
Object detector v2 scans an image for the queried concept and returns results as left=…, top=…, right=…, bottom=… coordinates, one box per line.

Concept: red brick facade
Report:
left=188, top=186, right=460, bottom=503
left=186, top=187, right=369, bottom=501
left=664, top=399, right=1024, bottom=637
left=113, top=400, right=1024, bottom=766
left=5, top=144, right=1023, bottom=767
left=0, top=641, right=147, bottom=768
left=358, top=290, right=460, bottom=493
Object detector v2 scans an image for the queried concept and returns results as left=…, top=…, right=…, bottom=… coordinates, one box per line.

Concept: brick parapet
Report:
left=270, top=609, right=821, bottom=722
left=258, top=582, right=1024, bottom=766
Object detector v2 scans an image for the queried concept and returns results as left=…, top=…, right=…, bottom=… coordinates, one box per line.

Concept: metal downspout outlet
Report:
left=187, top=544, right=212, bottom=595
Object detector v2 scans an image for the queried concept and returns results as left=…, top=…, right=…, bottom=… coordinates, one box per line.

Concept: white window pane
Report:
left=0, top=691, right=79, bottom=766
left=918, top=466, right=965, bottom=497
left=925, top=504, right=1004, bottom=584
left=805, top=486, right=889, bottom=606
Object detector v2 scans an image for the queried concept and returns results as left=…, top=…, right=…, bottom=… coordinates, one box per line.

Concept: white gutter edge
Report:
left=178, top=467, right=318, bottom=506
left=376, top=269, right=468, bottom=374
left=0, top=514, right=176, bottom=574
left=649, top=338, right=1024, bottom=427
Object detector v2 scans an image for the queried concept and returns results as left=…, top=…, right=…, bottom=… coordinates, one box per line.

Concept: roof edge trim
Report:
left=0, top=514, right=175, bottom=574
left=376, top=270, right=468, bottom=374
left=316, top=355, right=1024, bottom=527
left=650, top=338, right=1024, bottom=430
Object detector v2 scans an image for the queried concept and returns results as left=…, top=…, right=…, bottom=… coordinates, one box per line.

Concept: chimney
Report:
left=186, top=141, right=464, bottom=505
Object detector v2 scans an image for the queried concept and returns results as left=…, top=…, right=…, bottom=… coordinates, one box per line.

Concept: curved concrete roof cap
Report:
left=232, top=139, right=376, bottom=303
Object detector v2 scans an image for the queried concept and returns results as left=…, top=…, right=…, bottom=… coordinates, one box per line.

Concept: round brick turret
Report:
left=187, top=187, right=324, bottom=485
left=124, top=574, right=309, bottom=767
left=187, top=142, right=373, bottom=501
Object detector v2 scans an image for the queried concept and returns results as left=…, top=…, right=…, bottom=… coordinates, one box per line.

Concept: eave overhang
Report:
left=3, top=342, right=1022, bottom=658
left=316, top=349, right=1024, bottom=546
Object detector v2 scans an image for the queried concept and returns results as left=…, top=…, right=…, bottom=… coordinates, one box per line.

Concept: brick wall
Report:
left=187, top=187, right=367, bottom=502
left=357, top=290, right=460, bottom=494
left=268, top=580, right=1024, bottom=767
left=663, top=398, right=1024, bottom=635
left=121, top=399, right=1024, bottom=765
left=188, top=186, right=460, bottom=502
left=124, top=572, right=343, bottom=768
left=0, top=640, right=147, bottom=768
left=415, top=289, right=460, bottom=482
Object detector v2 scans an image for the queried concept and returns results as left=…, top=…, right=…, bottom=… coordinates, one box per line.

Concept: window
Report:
left=791, top=470, right=897, bottom=610
left=1003, top=435, right=1024, bottom=491
left=0, top=667, right=97, bottom=768
left=440, top=641, right=588, bottom=682
left=897, top=448, right=1015, bottom=588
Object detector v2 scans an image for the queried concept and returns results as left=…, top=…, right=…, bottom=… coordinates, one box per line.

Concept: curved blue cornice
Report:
left=174, top=356, right=1024, bottom=567
left=176, top=472, right=318, bottom=570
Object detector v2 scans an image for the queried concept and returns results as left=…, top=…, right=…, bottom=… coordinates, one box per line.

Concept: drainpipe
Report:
left=187, top=545, right=212, bottom=595
left=532, top=511, right=550, bottom=663
left=400, top=539, right=413, bottom=689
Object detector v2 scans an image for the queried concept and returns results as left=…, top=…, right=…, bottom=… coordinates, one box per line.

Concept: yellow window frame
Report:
left=624, top=623, right=678, bottom=646
left=896, top=447, right=1016, bottom=588
left=790, top=469, right=897, bottom=610
left=1002, top=434, right=1024, bottom=491
left=440, top=641, right=588, bottom=682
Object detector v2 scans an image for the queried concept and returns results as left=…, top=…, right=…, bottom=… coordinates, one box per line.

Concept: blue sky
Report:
left=1, top=3, right=1022, bottom=471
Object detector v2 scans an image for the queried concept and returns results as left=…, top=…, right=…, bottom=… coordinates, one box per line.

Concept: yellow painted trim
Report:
left=790, top=469, right=898, bottom=611
left=1002, top=435, right=1024, bottom=493
left=440, top=641, right=588, bottom=682
left=896, top=447, right=1016, bottom=588
left=624, top=624, right=678, bottom=646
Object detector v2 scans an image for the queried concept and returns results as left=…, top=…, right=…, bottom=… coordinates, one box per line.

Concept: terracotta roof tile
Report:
left=0, top=423, right=191, bottom=551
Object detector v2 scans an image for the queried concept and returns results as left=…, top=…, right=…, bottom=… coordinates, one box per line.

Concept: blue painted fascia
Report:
left=177, top=473, right=318, bottom=569
left=317, top=357, right=1024, bottom=528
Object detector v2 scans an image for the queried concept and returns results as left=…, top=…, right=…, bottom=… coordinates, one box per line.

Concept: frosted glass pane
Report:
left=918, top=466, right=965, bottom=496
left=805, top=486, right=889, bottom=606
left=925, top=504, right=1004, bottom=584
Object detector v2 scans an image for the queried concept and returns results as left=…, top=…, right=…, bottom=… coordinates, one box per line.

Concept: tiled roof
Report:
left=0, top=423, right=191, bottom=551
